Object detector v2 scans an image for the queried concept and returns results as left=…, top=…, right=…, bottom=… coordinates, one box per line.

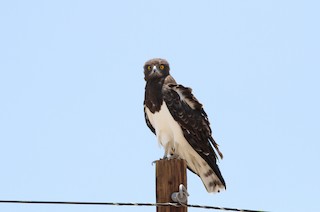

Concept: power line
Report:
left=0, top=200, right=266, bottom=212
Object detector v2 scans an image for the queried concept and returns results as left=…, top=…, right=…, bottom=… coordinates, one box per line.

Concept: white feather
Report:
left=172, top=86, right=197, bottom=109
left=146, top=102, right=225, bottom=193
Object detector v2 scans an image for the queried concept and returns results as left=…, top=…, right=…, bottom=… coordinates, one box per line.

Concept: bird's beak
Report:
left=152, top=65, right=158, bottom=73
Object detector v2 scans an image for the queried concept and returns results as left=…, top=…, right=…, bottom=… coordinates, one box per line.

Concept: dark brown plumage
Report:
left=143, top=58, right=225, bottom=193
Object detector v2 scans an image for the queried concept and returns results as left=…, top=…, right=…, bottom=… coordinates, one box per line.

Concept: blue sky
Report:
left=0, top=1, right=319, bottom=212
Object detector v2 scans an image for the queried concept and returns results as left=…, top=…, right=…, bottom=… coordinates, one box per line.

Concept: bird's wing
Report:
left=162, top=83, right=225, bottom=187
left=162, top=83, right=223, bottom=158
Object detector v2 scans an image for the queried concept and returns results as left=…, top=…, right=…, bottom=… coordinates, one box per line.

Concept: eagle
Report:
left=143, top=58, right=226, bottom=193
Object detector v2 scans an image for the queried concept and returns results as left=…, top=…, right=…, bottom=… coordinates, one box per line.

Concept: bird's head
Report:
left=144, top=58, right=170, bottom=81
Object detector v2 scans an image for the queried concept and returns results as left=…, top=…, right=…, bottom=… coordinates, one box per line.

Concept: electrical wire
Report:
left=0, top=200, right=267, bottom=212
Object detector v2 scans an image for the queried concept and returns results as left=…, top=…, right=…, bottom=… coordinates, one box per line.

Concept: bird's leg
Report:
left=162, top=144, right=172, bottom=159
left=169, top=148, right=181, bottom=159
left=163, top=146, right=180, bottom=160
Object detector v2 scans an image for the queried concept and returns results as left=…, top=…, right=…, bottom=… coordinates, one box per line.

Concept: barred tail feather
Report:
left=176, top=139, right=226, bottom=193
left=198, top=164, right=226, bottom=193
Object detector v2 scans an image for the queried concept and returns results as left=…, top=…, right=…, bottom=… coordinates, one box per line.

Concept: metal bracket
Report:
left=171, top=184, right=189, bottom=204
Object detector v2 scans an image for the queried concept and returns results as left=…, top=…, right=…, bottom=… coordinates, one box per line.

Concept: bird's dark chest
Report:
left=144, top=80, right=164, bottom=113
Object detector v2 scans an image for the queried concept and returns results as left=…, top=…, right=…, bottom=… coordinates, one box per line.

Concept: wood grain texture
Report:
left=156, top=159, right=187, bottom=212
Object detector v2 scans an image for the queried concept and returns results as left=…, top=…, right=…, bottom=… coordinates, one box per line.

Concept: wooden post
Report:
left=156, top=159, right=187, bottom=212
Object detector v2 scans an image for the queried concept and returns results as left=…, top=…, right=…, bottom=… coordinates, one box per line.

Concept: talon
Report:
left=165, top=154, right=180, bottom=160
left=151, top=158, right=161, bottom=165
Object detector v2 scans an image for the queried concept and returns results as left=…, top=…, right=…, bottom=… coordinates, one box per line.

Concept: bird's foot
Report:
left=163, top=154, right=180, bottom=160
left=151, top=158, right=162, bottom=165
left=151, top=154, right=181, bottom=165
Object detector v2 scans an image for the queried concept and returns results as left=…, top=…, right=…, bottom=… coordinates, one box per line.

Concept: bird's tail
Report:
left=197, top=162, right=226, bottom=193
left=176, top=138, right=226, bottom=193
left=186, top=151, right=226, bottom=193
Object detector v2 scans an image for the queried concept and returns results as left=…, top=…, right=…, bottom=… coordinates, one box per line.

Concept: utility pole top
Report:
left=156, top=159, right=187, bottom=212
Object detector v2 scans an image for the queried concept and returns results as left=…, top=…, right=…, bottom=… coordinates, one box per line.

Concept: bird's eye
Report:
left=159, top=64, right=165, bottom=70
left=147, top=65, right=152, bottom=71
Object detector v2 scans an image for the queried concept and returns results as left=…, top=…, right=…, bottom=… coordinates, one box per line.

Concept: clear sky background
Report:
left=0, top=1, right=319, bottom=212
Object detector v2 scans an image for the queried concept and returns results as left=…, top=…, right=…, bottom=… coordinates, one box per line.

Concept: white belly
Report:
left=145, top=102, right=200, bottom=166
left=145, top=102, right=182, bottom=150
left=145, top=101, right=225, bottom=193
